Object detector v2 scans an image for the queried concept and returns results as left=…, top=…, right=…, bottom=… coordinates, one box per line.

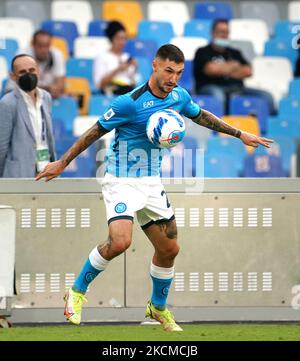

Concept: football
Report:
left=146, top=109, right=186, bottom=148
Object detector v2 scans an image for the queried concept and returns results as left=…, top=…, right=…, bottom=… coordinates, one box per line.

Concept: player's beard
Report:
left=157, top=79, right=175, bottom=95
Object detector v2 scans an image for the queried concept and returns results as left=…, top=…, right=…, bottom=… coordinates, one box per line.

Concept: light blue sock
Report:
left=73, top=258, right=102, bottom=294
left=73, top=247, right=109, bottom=294
left=151, top=275, right=173, bottom=310
left=150, top=263, right=174, bottom=310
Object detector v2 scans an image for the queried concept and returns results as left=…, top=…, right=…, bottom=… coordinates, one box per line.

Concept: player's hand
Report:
left=35, top=160, right=66, bottom=182
left=240, top=131, right=274, bottom=148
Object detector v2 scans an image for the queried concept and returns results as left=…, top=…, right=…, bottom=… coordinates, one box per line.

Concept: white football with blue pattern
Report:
left=146, top=109, right=186, bottom=148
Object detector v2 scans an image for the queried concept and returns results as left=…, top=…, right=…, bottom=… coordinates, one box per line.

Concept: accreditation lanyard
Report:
left=36, top=106, right=50, bottom=173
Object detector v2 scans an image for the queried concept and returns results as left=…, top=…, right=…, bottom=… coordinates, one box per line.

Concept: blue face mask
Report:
left=214, top=38, right=230, bottom=48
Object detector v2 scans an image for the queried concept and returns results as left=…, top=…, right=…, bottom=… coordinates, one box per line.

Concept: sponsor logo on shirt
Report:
left=104, top=108, right=115, bottom=120
left=143, top=100, right=154, bottom=108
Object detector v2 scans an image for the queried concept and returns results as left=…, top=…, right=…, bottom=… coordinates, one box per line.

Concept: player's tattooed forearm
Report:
left=60, top=123, right=108, bottom=166
left=193, top=109, right=241, bottom=138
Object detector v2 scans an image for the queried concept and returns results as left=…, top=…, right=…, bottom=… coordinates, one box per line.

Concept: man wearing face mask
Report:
left=0, top=54, right=56, bottom=177
left=193, top=19, right=275, bottom=114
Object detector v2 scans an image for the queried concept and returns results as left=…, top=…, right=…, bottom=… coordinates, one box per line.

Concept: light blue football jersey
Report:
left=98, top=82, right=201, bottom=177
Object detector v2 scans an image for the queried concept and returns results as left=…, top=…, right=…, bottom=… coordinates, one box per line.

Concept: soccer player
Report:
left=36, top=44, right=273, bottom=332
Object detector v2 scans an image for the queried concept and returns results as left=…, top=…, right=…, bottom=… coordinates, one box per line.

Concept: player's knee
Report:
left=111, top=236, right=131, bottom=256
left=161, top=243, right=180, bottom=261
left=170, top=243, right=180, bottom=259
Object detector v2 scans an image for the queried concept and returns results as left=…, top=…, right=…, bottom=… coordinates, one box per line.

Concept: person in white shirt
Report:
left=93, top=21, right=137, bottom=95
left=26, top=30, right=66, bottom=99
left=5, top=30, right=66, bottom=99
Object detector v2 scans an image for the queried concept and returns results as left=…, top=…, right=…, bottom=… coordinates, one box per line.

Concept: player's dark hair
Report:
left=212, top=19, right=229, bottom=33
left=155, top=44, right=185, bottom=63
left=105, top=21, right=126, bottom=42
left=11, top=54, right=36, bottom=72
left=33, top=29, right=52, bottom=44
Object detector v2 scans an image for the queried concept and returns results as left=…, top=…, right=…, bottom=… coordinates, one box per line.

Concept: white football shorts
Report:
left=101, top=173, right=174, bottom=229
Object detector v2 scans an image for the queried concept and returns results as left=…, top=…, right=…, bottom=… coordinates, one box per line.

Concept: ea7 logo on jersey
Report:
left=143, top=100, right=154, bottom=108
left=104, top=108, right=115, bottom=120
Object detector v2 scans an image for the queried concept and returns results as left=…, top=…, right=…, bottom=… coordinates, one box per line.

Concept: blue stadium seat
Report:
left=89, top=94, right=115, bottom=116
left=205, top=136, right=246, bottom=174
left=193, top=95, right=224, bottom=118
left=229, top=95, right=270, bottom=135
left=183, top=19, right=212, bottom=40
left=41, top=20, right=79, bottom=55
left=204, top=153, right=240, bottom=177
left=136, top=56, right=152, bottom=85
left=182, top=136, right=200, bottom=177
left=178, top=60, right=193, bottom=93
left=161, top=136, right=201, bottom=178
left=56, top=135, right=96, bottom=177
left=289, top=79, right=300, bottom=97
left=274, top=21, right=299, bottom=41
left=52, top=117, right=68, bottom=143
left=125, top=39, right=158, bottom=61
left=55, top=134, right=77, bottom=159
left=243, top=154, right=286, bottom=177
left=88, top=20, right=107, bottom=36
left=278, top=96, right=300, bottom=117
left=66, top=58, right=96, bottom=93
left=0, top=38, right=18, bottom=65
left=264, top=39, right=298, bottom=70
left=137, top=21, right=174, bottom=48
left=194, top=2, right=233, bottom=20
left=64, top=148, right=96, bottom=177
left=267, top=116, right=300, bottom=137
left=52, top=96, right=78, bottom=134
left=252, top=136, right=296, bottom=175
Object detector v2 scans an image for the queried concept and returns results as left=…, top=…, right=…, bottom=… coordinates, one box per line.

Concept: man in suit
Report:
left=0, top=54, right=55, bottom=177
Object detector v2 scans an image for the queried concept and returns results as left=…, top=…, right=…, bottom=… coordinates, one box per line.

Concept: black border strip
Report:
left=141, top=214, right=175, bottom=230
left=107, top=215, right=134, bottom=225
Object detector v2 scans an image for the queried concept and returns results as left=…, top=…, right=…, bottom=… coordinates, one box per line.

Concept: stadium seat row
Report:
left=1, top=17, right=299, bottom=58
left=2, top=0, right=300, bottom=37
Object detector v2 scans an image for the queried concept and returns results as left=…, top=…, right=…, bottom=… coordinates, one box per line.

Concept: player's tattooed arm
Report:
left=60, top=123, right=108, bottom=167
left=192, top=109, right=241, bottom=138
left=191, top=109, right=273, bottom=148
left=35, top=123, right=108, bottom=181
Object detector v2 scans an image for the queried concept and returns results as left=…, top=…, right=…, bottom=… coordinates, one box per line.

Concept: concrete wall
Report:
left=1, top=178, right=300, bottom=322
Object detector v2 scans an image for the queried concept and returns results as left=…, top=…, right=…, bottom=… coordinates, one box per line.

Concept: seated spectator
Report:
left=93, top=21, right=137, bottom=95
left=6, top=30, right=65, bottom=99
left=193, top=19, right=275, bottom=114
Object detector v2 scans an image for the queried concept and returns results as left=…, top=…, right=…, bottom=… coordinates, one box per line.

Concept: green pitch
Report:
left=1, top=324, right=300, bottom=341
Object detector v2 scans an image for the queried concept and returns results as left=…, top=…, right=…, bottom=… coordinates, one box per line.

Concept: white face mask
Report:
left=213, top=38, right=230, bottom=48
